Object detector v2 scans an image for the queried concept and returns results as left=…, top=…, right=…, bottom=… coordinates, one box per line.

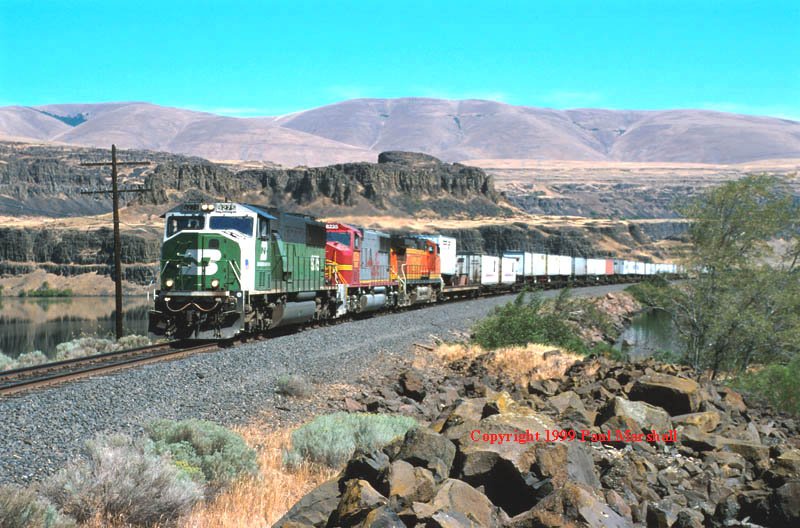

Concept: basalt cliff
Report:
left=0, top=143, right=685, bottom=292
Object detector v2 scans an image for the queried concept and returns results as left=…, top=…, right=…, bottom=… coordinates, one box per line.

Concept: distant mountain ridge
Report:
left=1, top=98, right=799, bottom=166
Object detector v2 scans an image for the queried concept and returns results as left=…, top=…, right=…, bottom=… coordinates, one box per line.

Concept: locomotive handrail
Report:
left=228, top=260, right=241, bottom=284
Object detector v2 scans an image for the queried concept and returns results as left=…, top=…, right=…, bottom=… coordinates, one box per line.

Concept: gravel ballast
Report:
left=0, top=283, right=631, bottom=485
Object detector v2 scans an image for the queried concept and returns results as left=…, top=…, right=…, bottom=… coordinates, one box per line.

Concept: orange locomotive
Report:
left=389, top=235, right=440, bottom=281
left=325, top=224, right=443, bottom=311
left=390, top=235, right=442, bottom=304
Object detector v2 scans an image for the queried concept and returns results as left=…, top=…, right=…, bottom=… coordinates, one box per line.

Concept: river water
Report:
left=0, top=297, right=150, bottom=359
left=614, top=308, right=681, bottom=360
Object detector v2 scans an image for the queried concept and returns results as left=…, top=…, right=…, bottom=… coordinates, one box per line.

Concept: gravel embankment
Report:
left=0, top=283, right=631, bottom=485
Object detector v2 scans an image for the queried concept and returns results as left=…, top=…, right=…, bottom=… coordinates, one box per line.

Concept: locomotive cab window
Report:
left=166, top=215, right=204, bottom=237
left=354, top=235, right=361, bottom=249
left=327, top=231, right=351, bottom=247
left=209, top=216, right=254, bottom=237
left=428, top=245, right=434, bottom=254
left=259, top=218, right=269, bottom=240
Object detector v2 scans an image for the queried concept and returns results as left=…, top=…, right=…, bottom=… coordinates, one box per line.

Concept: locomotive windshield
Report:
left=327, top=231, right=351, bottom=247
left=166, top=215, right=204, bottom=237
left=209, top=216, right=254, bottom=236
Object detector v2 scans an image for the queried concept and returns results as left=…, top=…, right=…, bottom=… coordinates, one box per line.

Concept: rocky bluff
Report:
left=138, top=151, right=503, bottom=217
left=0, top=227, right=159, bottom=284
left=0, top=141, right=206, bottom=217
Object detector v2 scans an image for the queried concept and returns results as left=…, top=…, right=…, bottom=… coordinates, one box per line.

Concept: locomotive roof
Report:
left=242, top=204, right=277, bottom=219
left=325, top=222, right=390, bottom=238
left=162, top=203, right=278, bottom=219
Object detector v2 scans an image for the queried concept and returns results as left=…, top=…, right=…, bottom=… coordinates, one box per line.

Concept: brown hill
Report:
left=278, top=98, right=800, bottom=163
left=1, top=98, right=799, bottom=166
left=0, top=102, right=375, bottom=167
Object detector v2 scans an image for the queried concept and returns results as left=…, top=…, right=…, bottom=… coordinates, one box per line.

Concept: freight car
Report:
left=149, top=202, right=680, bottom=341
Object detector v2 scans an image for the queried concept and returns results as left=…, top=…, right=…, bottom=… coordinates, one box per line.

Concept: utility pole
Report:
left=81, top=145, right=151, bottom=340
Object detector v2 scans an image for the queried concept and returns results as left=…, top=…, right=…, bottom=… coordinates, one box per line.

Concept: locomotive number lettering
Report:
left=310, top=255, right=321, bottom=271
left=182, top=249, right=222, bottom=275
left=215, top=203, right=236, bottom=212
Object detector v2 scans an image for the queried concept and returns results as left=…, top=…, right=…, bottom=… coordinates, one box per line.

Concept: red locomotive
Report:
left=325, top=224, right=443, bottom=312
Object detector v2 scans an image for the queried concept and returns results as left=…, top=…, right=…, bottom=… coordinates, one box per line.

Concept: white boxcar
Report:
left=613, top=259, right=626, bottom=275
left=587, top=258, right=606, bottom=276
left=503, top=251, right=532, bottom=277
left=500, top=257, right=517, bottom=284
left=546, top=254, right=560, bottom=276
left=420, top=235, right=457, bottom=276
left=573, top=257, right=587, bottom=276
left=480, top=255, right=500, bottom=285
left=623, top=260, right=637, bottom=275
left=532, top=253, right=547, bottom=276
left=635, top=261, right=646, bottom=275
left=455, top=254, right=481, bottom=284
left=644, top=263, right=653, bottom=275
left=558, top=255, right=573, bottom=276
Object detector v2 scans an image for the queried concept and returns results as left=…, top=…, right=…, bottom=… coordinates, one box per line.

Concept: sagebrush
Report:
left=42, top=434, right=202, bottom=526
left=275, top=374, right=312, bottom=398
left=284, top=412, right=417, bottom=468
left=146, top=418, right=258, bottom=493
left=0, top=484, right=75, bottom=528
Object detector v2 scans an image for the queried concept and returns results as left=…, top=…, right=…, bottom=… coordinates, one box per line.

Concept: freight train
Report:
left=148, top=203, right=679, bottom=340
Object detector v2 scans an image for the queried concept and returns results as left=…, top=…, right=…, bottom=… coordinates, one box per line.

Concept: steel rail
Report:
left=0, top=276, right=657, bottom=396
left=0, top=342, right=217, bottom=396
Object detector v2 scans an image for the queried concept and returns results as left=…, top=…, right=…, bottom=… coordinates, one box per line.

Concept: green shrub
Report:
left=275, top=374, right=311, bottom=398
left=14, top=351, right=47, bottom=368
left=652, top=348, right=687, bottom=365
left=593, top=342, right=627, bottom=361
left=0, top=484, right=76, bottom=528
left=284, top=412, right=417, bottom=468
left=0, top=354, right=14, bottom=371
left=729, top=355, right=800, bottom=415
left=42, top=434, right=202, bottom=526
left=117, top=335, right=151, bottom=349
left=55, top=335, right=150, bottom=361
left=146, top=419, right=258, bottom=492
left=473, top=291, right=589, bottom=354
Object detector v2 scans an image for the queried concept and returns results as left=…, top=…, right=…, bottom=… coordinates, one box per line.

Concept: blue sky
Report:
left=1, top=0, right=798, bottom=119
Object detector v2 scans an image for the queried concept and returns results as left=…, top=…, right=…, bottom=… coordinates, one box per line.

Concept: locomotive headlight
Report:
left=165, top=279, right=174, bottom=288
left=210, top=279, right=220, bottom=289
left=200, top=203, right=209, bottom=211
left=208, top=204, right=215, bottom=211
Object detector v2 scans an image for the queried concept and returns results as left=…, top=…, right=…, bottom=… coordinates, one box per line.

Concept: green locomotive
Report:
left=149, top=203, right=338, bottom=339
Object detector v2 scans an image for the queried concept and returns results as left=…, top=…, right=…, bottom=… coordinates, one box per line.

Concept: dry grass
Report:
left=432, top=342, right=581, bottom=384
left=179, top=424, right=337, bottom=528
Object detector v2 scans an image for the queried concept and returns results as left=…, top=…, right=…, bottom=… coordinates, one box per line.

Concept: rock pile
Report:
left=277, top=354, right=800, bottom=527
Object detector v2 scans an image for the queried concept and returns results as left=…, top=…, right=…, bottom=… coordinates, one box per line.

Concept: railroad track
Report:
left=0, top=341, right=219, bottom=396
left=0, top=279, right=649, bottom=397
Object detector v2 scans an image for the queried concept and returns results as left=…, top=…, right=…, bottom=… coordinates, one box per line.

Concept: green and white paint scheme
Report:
left=150, top=203, right=333, bottom=340
left=160, top=202, right=260, bottom=293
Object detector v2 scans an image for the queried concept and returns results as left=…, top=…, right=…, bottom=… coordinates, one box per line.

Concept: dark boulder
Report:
left=273, top=480, right=340, bottom=528
left=392, top=427, right=456, bottom=482
left=629, top=373, right=702, bottom=416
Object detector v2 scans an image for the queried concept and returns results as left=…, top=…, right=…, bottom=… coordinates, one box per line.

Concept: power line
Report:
left=79, top=145, right=151, bottom=340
